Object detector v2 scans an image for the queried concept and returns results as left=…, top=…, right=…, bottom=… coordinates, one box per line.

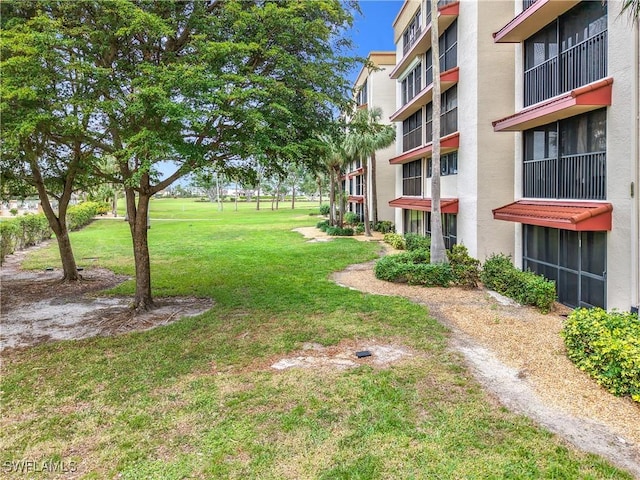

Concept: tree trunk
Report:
left=29, top=156, right=80, bottom=281
left=328, top=173, right=335, bottom=225
left=430, top=0, right=448, bottom=264
left=291, top=183, right=296, bottom=209
left=275, top=182, right=281, bottom=210
left=112, top=188, right=118, bottom=217
left=317, top=176, right=323, bottom=207
left=371, top=152, right=378, bottom=225
left=256, top=178, right=261, bottom=211
left=362, top=158, right=372, bottom=236
left=125, top=187, right=154, bottom=311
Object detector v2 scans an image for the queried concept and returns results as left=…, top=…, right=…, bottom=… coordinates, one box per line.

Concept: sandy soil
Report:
left=0, top=242, right=213, bottom=352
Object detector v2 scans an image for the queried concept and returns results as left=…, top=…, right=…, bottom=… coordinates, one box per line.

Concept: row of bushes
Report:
left=379, top=233, right=556, bottom=312
left=374, top=245, right=481, bottom=289
left=0, top=201, right=108, bottom=263
left=563, top=308, right=640, bottom=403
left=316, top=216, right=394, bottom=236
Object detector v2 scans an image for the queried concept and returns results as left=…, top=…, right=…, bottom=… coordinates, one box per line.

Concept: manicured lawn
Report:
left=1, top=199, right=630, bottom=478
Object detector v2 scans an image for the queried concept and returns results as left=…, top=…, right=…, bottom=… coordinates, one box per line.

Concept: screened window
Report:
left=425, top=20, right=458, bottom=86
left=403, top=160, right=422, bottom=196
left=403, top=110, right=422, bottom=151
left=425, top=86, right=457, bottom=140
left=403, top=11, right=422, bottom=55
left=523, top=225, right=606, bottom=308
left=426, top=213, right=457, bottom=249
left=356, top=80, right=368, bottom=106
left=404, top=209, right=423, bottom=234
left=402, top=63, right=422, bottom=106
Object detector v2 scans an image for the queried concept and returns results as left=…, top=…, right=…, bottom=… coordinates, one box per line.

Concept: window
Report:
left=403, top=160, right=422, bottom=196
left=427, top=151, right=458, bottom=177
left=403, top=11, right=422, bottom=55
left=404, top=209, right=423, bottom=234
left=401, top=63, right=422, bottom=106
left=523, top=225, right=606, bottom=308
left=426, top=213, right=457, bottom=249
left=523, top=109, right=606, bottom=200
left=524, top=2, right=607, bottom=106
left=356, top=80, right=368, bottom=106
left=425, top=20, right=458, bottom=86
left=403, top=110, right=422, bottom=151
left=425, top=86, right=457, bottom=140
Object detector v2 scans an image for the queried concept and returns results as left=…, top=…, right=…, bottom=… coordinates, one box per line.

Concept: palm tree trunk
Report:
left=430, top=0, right=448, bottom=264
left=362, top=157, right=372, bottom=236
left=371, top=152, right=378, bottom=225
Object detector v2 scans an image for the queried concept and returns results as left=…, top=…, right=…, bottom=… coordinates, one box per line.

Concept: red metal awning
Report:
left=389, top=197, right=459, bottom=213
left=347, top=167, right=364, bottom=178
left=389, top=132, right=460, bottom=165
left=492, top=78, right=613, bottom=132
left=492, top=200, right=612, bottom=231
left=347, top=195, right=364, bottom=204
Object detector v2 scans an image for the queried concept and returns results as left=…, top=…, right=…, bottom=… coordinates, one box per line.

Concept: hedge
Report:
left=0, top=201, right=107, bottom=264
left=562, top=308, right=640, bottom=402
left=481, top=254, right=556, bottom=313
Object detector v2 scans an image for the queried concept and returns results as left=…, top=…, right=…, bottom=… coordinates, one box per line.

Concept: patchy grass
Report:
left=1, top=199, right=632, bottom=479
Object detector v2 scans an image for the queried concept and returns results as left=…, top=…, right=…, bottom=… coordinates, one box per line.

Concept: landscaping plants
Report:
left=383, top=232, right=405, bottom=250
left=563, top=308, right=640, bottom=402
left=481, top=254, right=556, bottom=313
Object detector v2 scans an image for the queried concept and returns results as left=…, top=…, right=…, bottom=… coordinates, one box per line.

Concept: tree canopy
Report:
left=1, top=0, right=360, bottom=309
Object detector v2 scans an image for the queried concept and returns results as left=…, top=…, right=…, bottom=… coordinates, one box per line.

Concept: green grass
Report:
left=1, top=198, right=631, bottom=479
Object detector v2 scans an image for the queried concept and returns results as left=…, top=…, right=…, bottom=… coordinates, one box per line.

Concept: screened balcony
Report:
left=524, top=30, right=607, bottom=107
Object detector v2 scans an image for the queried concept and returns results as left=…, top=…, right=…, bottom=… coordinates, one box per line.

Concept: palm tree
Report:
left=344, top=107, right=396, bottom=237
left=318, top=132, right=347, bottom=226
left=429, top=0, right=448, bottom=264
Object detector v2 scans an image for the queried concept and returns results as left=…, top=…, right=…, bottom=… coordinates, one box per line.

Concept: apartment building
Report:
left=345, top=52, right=397, bottom=223
left=388, top=0, right=639, bottom=311
left=388, top=1, right=517, bottom=252
left=491, top=0, right=639, bottom=311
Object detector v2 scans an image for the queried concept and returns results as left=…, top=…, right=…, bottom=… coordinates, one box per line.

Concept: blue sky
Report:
left=347, top=0, right=403, bottom=83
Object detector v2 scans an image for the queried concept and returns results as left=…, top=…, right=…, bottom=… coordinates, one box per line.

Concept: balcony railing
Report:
left=425, top=108, right=458, bottom=140
left=523, top=0, right=537, bottom=11
left=403, top=27, right=422, bottom=55
left=523, top=152, right=606, bottom=200
left=524, top=30, right=607, bottom=107
left=560, top=31, right=607, bottom=93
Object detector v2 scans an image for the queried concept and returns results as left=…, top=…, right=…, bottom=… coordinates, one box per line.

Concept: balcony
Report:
left=524, top=31, right=607, bottom=107
left=390, top=68, right=459, bottom=122
left=493, top=77, right=613, bottom=132
left=390, top=132, right=460, bottom=165
left=390, top=2, right=459, bottom=80
left=493, top=0, right=580, bottom=43
left=524, top=152, right=606, bottom=200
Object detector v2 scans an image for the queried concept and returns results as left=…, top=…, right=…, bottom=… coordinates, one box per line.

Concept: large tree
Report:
left=343, top=107, right=395, bottom=237
left=1, top=6, right=101, bottom=281
left=428, top=0, right=447, bottom=264
left=2, top=0, right=358, bottom=311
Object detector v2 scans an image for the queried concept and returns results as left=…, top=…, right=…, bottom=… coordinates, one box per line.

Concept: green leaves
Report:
left=563, top=308, right=640, bottom=402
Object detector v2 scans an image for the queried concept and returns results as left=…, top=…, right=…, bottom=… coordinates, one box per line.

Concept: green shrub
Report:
left=355, top=223, right=365, bottom=235
left=374, top=252, right=452, bottom=287
left=18, top=214, right=51, bottom=248
left=316, top=220, right=329, bottom=231
left=343, top=212, right=359, bottom=226
left=0, top=221, right=20, bottom=262
left=67, top=201, right=106, bottom=231
left=404, top=233, right=431, bottom=251
left=562, top=308, right=640, bottom=402
left=326, top=226, right=354, bottom=236
left=383, top=233, right=405, bottom=250
left=447, top=244, right=481, bottom=288
left=481, top=254, right=556, bottom=313
left=374, top=221, right=394, bottom=234
left=319, top=204, right=330, bottom=216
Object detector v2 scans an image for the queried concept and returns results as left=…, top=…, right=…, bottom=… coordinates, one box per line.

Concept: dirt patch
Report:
left=330, top=257, right=640, bottom=479
left=0, top=243, right=214, bottom=352
left=292, top=226, right=386, bottom=243
left=270, top=341, right=413, bottom=371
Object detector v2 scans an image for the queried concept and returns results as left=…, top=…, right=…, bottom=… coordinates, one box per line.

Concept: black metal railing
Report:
left=524, top=152, right=606, bottom=200
left=523, top=0, right=537, bottom=11
left=560, top=31, right=607, bottom=93
left=403, top=27, right=422, bottom=55
left=524, top=57, right=558, bottom=106
left=524, top=30, right=607, bottom=107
